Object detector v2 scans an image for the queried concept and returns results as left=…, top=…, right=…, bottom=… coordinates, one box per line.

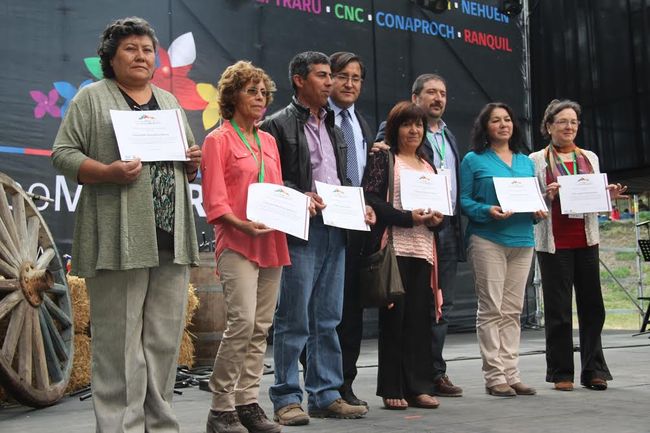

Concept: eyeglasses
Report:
left=243, top=87, right=268, bottom=98
left=554, top=119, right=580, bottom=127
left=333, top=73, right=363, bottom=84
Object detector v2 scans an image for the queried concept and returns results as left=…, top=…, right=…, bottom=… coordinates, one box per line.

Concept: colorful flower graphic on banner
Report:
left=150, top=33, right=207, bottom=111
left=29, top=89, right=61, bottom=119
left=28, top=32, right=218, bottom=130
left=196, top=83, right=221, bottom=130
left=54, top=80, right=93, bottom=117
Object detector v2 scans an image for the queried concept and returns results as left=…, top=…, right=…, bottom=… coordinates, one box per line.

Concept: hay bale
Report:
left=0, top=385, right=16, bottom=406
left=185, top=283, right=199, bottom=326
left=66, top=334, right=91, bottom=393
left=59, top=282, right=197, bottom=396
left=177, top=330, right=195, bottom=368
left=67, top=275, right=90, bottom=335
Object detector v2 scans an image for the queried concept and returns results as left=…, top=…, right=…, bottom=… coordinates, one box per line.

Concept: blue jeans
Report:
left=270, top=217, right=346, bottom=411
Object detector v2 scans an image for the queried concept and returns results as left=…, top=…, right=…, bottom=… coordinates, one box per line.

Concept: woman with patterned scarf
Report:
left=530, top=99, right=626, bottom=393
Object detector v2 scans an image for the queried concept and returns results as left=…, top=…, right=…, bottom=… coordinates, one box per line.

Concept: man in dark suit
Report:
left=376, top=73, right=465, bottom=397
left=327, top=51, right=375, bottom=408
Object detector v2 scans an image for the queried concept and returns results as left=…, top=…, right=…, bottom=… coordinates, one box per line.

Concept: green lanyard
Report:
left=557, top=150, right=577, bottom=175
left=231, top=119, right=265, bottom=183
left=427, top=128, right=447, bottom=168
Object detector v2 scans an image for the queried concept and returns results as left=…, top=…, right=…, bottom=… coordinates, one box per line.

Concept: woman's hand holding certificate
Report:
left=556, top=173, right=611, bottom=214
left=400, top=169, right=453, bottom=216
left=246, top=183, right=311, bottom=240
left=493, top=177, right=547, bottom=213
left=110, top=109, right=189, bottom=161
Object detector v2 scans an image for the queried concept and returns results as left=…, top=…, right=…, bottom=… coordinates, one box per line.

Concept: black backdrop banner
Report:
left=529, top=0, right=650, bottom=191
left=0, top=0, right=529, bottom=331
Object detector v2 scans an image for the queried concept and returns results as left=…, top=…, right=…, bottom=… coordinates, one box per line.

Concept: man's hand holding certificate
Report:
left=110, top=109, right=189, bottom=162
left=493, top=177, right=547, bottom=213
left=557, top=173, right=611, bottom=214
left=315, top=181, right=370, bottom=231
left=246, top=183, right=311, bottom=241
left=400, top=169, right=453, bottom=216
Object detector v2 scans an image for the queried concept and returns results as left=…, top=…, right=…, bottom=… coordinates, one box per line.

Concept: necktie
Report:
left=341, top=109, right=359, bottom=186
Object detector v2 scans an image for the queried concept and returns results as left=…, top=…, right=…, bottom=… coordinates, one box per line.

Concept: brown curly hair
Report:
left=217, top=61, right=276, bottom=120
left=540, top=99, right=582, bottom=140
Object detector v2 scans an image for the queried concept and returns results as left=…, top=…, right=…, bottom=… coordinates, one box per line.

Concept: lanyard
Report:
left=231, top=119, right=265, bottom=183
left=427, top=128, right=447, bottom=168
left=557, top=149, right=577, bottom=175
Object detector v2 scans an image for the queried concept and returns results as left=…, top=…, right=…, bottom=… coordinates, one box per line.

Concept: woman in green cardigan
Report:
left=51, top=17, right=200, bottom=433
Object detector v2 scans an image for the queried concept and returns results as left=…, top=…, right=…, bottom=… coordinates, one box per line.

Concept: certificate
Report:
left=315, top=181, right=369, bottom=231
left=493, top=177, right=548, bottom=213
left=400, top=169, right=453, bottom=216
left=246, top=183, right=310, bottom=241
left=557, top=173, right=611, bottom=214
left=110, top=109, right=189, bottom=162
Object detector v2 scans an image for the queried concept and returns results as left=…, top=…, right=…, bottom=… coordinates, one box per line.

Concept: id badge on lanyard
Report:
left=438, top=167, right=451, bottom=179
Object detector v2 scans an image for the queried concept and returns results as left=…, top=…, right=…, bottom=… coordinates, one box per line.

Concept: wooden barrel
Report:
left=188, top=251, right=226, bottom=366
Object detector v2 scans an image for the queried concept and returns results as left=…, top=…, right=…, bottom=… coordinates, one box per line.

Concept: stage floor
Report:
left=1, top=329, right=648, bottom=433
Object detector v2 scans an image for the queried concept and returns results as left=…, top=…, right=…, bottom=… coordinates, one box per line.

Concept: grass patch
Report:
left=603, top=313, right=642, bottom=330
left=598, top=220, right=649, bottom=330
left=614, top=251, right=638, bottom=261
left=601, top=266, right=632, bottom=279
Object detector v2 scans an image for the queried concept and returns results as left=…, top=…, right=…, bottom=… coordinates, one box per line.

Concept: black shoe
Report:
left=585, top=378, right=608, bottom=391
left=236, top=403, right=281, bottom=433
left=340, top=387, right=369, bottom=407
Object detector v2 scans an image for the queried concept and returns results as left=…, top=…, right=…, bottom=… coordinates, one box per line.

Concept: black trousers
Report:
left=431, top=222, right=459, bottom=379
left=377, top=256, right=435, bottom=398
left=538, top=246, right=612, bottom=385
left=336, top=233, right=364, bottom=393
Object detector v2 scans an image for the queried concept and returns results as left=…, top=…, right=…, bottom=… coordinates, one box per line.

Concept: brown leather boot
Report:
left=510, top=382, right=537, bottom=395
left=206, top=410, right=248, bottom=433
left=273, top=403, right=309, bottom=426
left=485, top=383, right=516, bottom=397
left=236, top=403, right=281, bottom=433
left=309, top=398, right=368, bottom=419
left=433, top=375, right=463, bottom=397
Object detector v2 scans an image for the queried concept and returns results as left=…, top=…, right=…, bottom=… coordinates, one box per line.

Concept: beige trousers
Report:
left=467, top=235, right=534, bottom=387
left=209, top=249, right=282, bottom=411
left=85, top=249, right=189, bottom=433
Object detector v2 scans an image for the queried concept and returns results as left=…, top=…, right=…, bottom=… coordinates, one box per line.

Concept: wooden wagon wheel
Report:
left=0, top=172, right=73, bottom=407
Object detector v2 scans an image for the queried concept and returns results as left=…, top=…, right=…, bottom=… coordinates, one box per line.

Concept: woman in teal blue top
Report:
left=460, top=102, right=547, bottom=398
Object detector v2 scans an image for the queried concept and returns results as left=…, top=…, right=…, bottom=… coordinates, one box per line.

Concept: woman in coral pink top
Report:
left=201, top=61, right=289, bottom=433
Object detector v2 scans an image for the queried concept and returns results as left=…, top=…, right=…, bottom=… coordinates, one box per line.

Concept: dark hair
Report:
left=98, top=17, right=158, bottom=79
left=470, top=102, right=525, bottom=153
left=540, top=99, right=582, bottom=140
left=217, top=61, right=276, bottom=120
left=329, top=51, right=366, bottom=79
left=288, top=51, right=330, bottom=92
left=411, top=73, right=447, bottom=95
left=384, top=101, right=428, bottom=157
